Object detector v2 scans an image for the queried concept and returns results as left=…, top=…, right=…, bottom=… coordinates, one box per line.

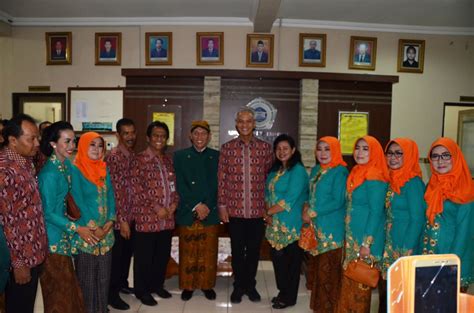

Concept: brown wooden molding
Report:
left=122, top=68, right=399, bottom=83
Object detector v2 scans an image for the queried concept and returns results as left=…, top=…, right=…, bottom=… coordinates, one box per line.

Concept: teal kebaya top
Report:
left=421, top=200, right=473, bottom=286
left=343, top=180, right=388, bottom=269
left=71, top=165, right=116, bottom=256
left=307, top=165, right=348, bottom=256
left=38, top=155, right=79, bottom=256
left=265, top=163, right=309, bottom=250
left=381, top=176, right=426, bottom=277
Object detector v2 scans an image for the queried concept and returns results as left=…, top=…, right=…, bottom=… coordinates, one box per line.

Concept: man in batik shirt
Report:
left=0, top=114, right=48, bottom=313
left=106, top=118, right=137, bottom=310
left=218, top=108, right=273, bottom=304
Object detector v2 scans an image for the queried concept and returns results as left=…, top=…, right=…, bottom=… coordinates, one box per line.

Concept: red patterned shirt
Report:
left=0, top=148, right=48, bottom=269
left=105, top=144, right=135, bottom=230
left=218, top=137, right=273, bottom=218
left=131, top=147, right=178, bottom=232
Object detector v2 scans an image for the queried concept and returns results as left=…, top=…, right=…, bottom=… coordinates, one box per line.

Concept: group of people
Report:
left=0, top=107, right=472, bottom=313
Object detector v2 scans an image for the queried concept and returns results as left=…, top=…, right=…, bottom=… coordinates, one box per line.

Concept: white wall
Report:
left=0, top=25, right=473, bottom=154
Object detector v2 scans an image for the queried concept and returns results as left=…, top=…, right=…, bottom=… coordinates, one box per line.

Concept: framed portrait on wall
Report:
left=397, top=39, right=425, bottom=73
left=196, top=32, right=224, bottom=65
left=349, top=36, right=377, bottom=70
left=299, top=33, right=326, bottom=67
left=95, top=32, right=121, bottom=65
left=246, top=34, right=274, bottom=68
left=46, top=32, right=72, bottom=65
left=146, top=32, right=172, bottom=66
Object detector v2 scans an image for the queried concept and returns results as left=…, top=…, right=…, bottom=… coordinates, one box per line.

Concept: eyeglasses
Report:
left=430, top=153, right=452, bottom=161
left=385, top=151, right=403, bottom=159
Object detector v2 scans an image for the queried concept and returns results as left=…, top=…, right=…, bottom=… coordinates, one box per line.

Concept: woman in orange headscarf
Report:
left=421, top=137, right=474, bottom=291
left=71, top=132, right=116, bottom=313
left=303, top=137, right=348, bottom=313
left=378, top=138, right=426, bottom=313
left=336, top=136, right=389, bottom=313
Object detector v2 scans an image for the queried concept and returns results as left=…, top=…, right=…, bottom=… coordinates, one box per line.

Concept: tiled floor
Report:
left=33, top=261, right=382, bottom=313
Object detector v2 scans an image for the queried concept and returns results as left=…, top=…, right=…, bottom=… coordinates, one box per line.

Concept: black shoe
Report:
left=181, top=289, right=194, bottom=301
left=246, top=288, right=261, bottom=302
left=139, top=294, right=157, bottom=306
left=156, top=288, right=172, bottom=299
left=108, top=295, right=130, bottom=310
left=230, top=288, right=244, bottom=304
left=120, top=286, right=134, bottom=295
left=271, top=296, right=280, bottom=304
left=202, top=289, right=216, bottom=300
left=272, top=300, right=294, bottom=309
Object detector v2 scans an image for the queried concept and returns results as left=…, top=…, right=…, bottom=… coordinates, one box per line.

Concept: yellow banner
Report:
left=339, top=112, right=369, bottom=154
left=152, top=112, right=175, bottom=146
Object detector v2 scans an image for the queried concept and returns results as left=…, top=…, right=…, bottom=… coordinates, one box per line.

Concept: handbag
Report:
left=65, top=192, right=81, bottom=221
left=298, top=222, right=317, bottom=251
left=344, top=256, right=380, bottom=288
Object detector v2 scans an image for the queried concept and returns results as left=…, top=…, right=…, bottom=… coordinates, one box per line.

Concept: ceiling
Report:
left=0, top=0, right=473, bottom=29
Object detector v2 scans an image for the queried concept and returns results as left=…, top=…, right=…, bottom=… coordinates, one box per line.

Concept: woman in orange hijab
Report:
left=71, top=132, right=116, bottom=313
left=421, top=137, right=474, bottom=291
left=303, top=136, right=348, bottom=313
left=336, top=136, right=389, bottom=313
left=378, top=138, right=426, bottom=313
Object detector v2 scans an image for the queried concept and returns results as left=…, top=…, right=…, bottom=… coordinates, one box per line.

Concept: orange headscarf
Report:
left=74, top=132, right=107, bottom=188
left=346, top=135, right=389, bottom=193
left=317, top=136, right=347, bottom=169
left=424, top=137, right=474, bottom=225
left=385, top=138, right=423, bottom=194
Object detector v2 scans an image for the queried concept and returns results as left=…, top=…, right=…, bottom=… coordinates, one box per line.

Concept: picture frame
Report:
left=146, top=32, right=173, bottom=66
left=196, top=32, right=224, bottom=65
left=46, top=32, right=72, bottom=65
left=299, top=33, right=326, bottom=67
left=349, top=36, right=377, bottom=70
left=95, top=32, right=121, bottom=66
left=397, top=39, right=425, bottom=73
left=246, top=34, right=274, bottom=68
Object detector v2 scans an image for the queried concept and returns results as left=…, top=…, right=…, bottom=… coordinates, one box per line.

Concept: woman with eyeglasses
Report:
left=421, top=137, right=473, bottom=292
left=336, top=136, right=389, bottom=313
left=378, top=138, right=426, bottom=313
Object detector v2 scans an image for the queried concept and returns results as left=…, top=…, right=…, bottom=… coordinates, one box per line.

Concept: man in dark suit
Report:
left=251, top=40, right=268, bottom=63
left=353, top=43, right=371, bottom=63
left=201, top=39, right=219, bottom=58
left=100, top=40, right=116, bottom=59
left=303, top=40, right=321, bottom=60
left=51, top=40, right=66, bottom=60
left=402, top=45, right=419, bottom=68
left=150, top=39, right=167, bottom=58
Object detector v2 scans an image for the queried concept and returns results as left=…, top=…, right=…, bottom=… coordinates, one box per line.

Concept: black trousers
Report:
left=228, top=217, right=265, bottom=291
left=109, top=228, right=134, bottom=299
left=271, top=241, right=303, bottom=305
left=5, top=265, right=41, bottom=313
left=133, top=230, right=172, bottom=298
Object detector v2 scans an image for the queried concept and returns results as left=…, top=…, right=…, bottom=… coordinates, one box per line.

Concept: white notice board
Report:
left=68, top=88, right=123, bottom=131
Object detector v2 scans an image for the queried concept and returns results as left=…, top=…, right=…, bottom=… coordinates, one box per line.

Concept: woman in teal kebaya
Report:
left=378, top=138, right=426, bottom=313
left=72, top=132, right=116, bottom=313
left=303, top=136, right=347, bottom=313
left=336, top=136, right=389, bottom=313
left=265, top=134, right=308, bottom=310
left=38, top=122, right=92, bottom=313
left=421, top=137, right=474, bottom=291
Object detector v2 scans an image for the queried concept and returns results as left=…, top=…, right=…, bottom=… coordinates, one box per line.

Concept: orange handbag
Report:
left=298, top=223, right=317, bottom=251
left=344, top=257, right=380, bottom=288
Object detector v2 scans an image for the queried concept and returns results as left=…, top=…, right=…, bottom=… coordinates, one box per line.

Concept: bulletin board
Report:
left=68, top=87, right=123, bottom=132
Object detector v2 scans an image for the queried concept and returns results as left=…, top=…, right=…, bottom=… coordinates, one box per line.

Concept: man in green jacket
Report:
left=173, top=120, right=220, bottom=302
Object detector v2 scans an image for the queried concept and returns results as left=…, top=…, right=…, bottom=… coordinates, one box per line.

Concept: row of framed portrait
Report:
left=46, top=31, right=425, bottom=73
